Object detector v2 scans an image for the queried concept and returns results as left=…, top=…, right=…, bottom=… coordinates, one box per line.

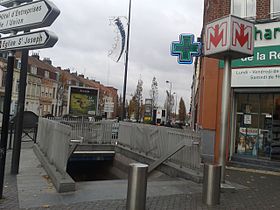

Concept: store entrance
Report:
left=235, top=93, right=280, bottom=160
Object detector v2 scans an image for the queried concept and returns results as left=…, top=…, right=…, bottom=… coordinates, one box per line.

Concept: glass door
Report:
left=271, top=94, right=280, bottom=160
left=258, top=93, right=273, bottom=159
left=235, top=93, right=259, bottom=157
left=235, top=92, right=280, bottom=160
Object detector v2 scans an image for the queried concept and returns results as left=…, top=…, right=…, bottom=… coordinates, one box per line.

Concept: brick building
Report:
left=0, top=53, right=119, bottom=119
left=192, top=0, right=280, bottom=164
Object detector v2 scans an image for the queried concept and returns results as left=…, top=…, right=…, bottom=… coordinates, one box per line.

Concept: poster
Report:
left=244, top=114, right=252, bottom=125
left=68, top=86, right=99, bottom=116
left=238, top=127, right=258, bottom=156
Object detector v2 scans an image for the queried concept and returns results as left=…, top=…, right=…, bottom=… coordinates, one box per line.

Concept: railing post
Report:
left=126, top=163, right=148, bottom=210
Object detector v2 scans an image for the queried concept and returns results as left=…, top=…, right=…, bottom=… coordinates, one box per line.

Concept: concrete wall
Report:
left=35, top=117, right=75, bottom=192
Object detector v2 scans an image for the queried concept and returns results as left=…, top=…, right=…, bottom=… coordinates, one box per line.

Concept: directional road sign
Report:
left=0, top=30, right=58, bottom=51
left=0, top=0, right=60, bottom=33
left=0, top=0, right=32, bottom=8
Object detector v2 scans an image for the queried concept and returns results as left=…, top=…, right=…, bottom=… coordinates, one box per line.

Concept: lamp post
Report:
left=122, top=0, right=132, bottom=120
left=166, top=80, right=172, bottom=122
left=173, top=92, right=177, bottom=121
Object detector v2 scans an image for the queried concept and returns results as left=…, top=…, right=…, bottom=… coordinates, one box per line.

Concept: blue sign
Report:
left=171, top=34, right=201, bottom=64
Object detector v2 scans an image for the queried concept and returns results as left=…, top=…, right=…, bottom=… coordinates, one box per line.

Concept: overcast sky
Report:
left=35, top=0, right=203, bottom=111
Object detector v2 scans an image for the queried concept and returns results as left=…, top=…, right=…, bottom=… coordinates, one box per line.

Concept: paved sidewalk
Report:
left=1, top=143, right=280, bottom=210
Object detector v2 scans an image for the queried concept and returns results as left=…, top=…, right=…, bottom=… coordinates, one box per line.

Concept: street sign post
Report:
left=0, top=30, right=58, bottom=51
left=0, top=0, right=60, bottom=33
left=0, top=0, right=60, bottom=199
left=0, top=0, right=32, bottom=8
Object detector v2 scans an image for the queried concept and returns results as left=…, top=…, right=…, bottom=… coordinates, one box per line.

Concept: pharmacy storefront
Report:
left=228, top=21, right=280, bottom=160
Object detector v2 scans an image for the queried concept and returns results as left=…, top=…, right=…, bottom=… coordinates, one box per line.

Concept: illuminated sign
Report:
left=171, top=34, right=201, bottom=64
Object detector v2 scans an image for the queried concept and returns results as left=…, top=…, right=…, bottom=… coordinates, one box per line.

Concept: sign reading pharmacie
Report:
left=0, top=0, right=60, bottom=33
left=220, top=21, right=280, bottom=68
left=0, top=30, right=57, bottom=51
left=231, top=66, right=280, bottom=87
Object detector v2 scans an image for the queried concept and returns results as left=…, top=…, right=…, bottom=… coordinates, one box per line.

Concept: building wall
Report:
left=197, top=0, right=272, bottom=162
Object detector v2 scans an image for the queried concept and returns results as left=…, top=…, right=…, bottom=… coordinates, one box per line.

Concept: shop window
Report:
left=231, top=0, right=256, bottom=19
left=271, top=0, right=280, bottom=18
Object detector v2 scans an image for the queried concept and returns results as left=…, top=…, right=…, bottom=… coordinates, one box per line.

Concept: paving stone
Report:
left=1, top=142, right=280, bottom=210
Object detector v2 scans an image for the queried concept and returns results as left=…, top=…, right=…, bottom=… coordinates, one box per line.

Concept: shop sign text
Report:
left=220, top=45, right=280, bottom=68
left=231, top=67, right=280, bottom=87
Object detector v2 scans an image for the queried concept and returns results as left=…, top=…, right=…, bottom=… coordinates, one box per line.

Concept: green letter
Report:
left=274, top=27, right=280, bottom=39
left=264, top=29, right=272, bottom=40
left=255, top=26, right=262, bottom=40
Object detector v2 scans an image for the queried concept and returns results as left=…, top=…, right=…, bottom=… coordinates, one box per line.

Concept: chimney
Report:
left=64, top=69, right=70, bottom=73
left=71, top=71, right=77, bottom=76
left=78, top=74, right=84, bottom=78
left=43, top=57, right=52, bottom=65
left=31, top=53, right=40, bottom=60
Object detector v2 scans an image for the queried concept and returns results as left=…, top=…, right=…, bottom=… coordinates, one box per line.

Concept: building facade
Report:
left=192, top=0, right=280, bottom=163
left=0, top=53, right=118, bottom=119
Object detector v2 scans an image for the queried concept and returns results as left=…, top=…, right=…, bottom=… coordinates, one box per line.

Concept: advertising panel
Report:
left=68, top=86, right=99, bottom=116
left=144, top=99, right=152, bottom=123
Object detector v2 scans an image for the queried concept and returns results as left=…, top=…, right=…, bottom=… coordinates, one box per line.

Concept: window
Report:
left=53, top=87, right=56, bottom=99
left=31, top=84, right=36, bottom=97
left=16, top=80, right=19, bottom=93
left=31, top=66, right=37, bottom=75
left=37, top=85, right=41, bottom=97
left=16, top=60, right=21, bottom=69
left=271, top=0, right=280, bottom=18
left=232, top=0, right=256, bottom=19
left=44, top=71, right=49, bottom=78
left=41, top=86, right=45, bottom=96
left=27, top=82, right=31, bottom=96
left=45, top=87, right=48, bottom=97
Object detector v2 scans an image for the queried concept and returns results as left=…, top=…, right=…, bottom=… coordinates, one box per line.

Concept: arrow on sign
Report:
left=0, top=0, right=60, bottom=33
left=0, top=0, right=32, bottom=8
left=0, top=30, right=58, bottom=51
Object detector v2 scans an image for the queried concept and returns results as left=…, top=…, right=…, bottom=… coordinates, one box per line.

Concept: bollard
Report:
left=202, top=164, right=221, bottom=206
left=126, top=163, right=148, bottom=210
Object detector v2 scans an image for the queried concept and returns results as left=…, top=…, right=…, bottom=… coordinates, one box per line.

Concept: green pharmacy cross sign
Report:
left=171, top=34, right=201, bottom=64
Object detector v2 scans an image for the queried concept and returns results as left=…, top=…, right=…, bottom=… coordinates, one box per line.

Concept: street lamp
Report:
left=122, top=0, right=132, bottom=120
left=173, top=92, right=177, bottom=121
left=166, top=80, right=172, bottom=122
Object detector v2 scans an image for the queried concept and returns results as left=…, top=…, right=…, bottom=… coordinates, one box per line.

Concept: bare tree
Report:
left=178, top=97, right=186, bottom=123
left=149, top=76, right=158, bottom=111
left=164, top=90, right=174, bottom=121
left=56, top=71, right=68, bottom=116
left=134, top=78, right=143, bottom=121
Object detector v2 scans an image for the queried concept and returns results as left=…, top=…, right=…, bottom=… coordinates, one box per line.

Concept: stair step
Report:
left=231, top=156, right=280, bottom=168
left=228, top=160, right=280, bottom=173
